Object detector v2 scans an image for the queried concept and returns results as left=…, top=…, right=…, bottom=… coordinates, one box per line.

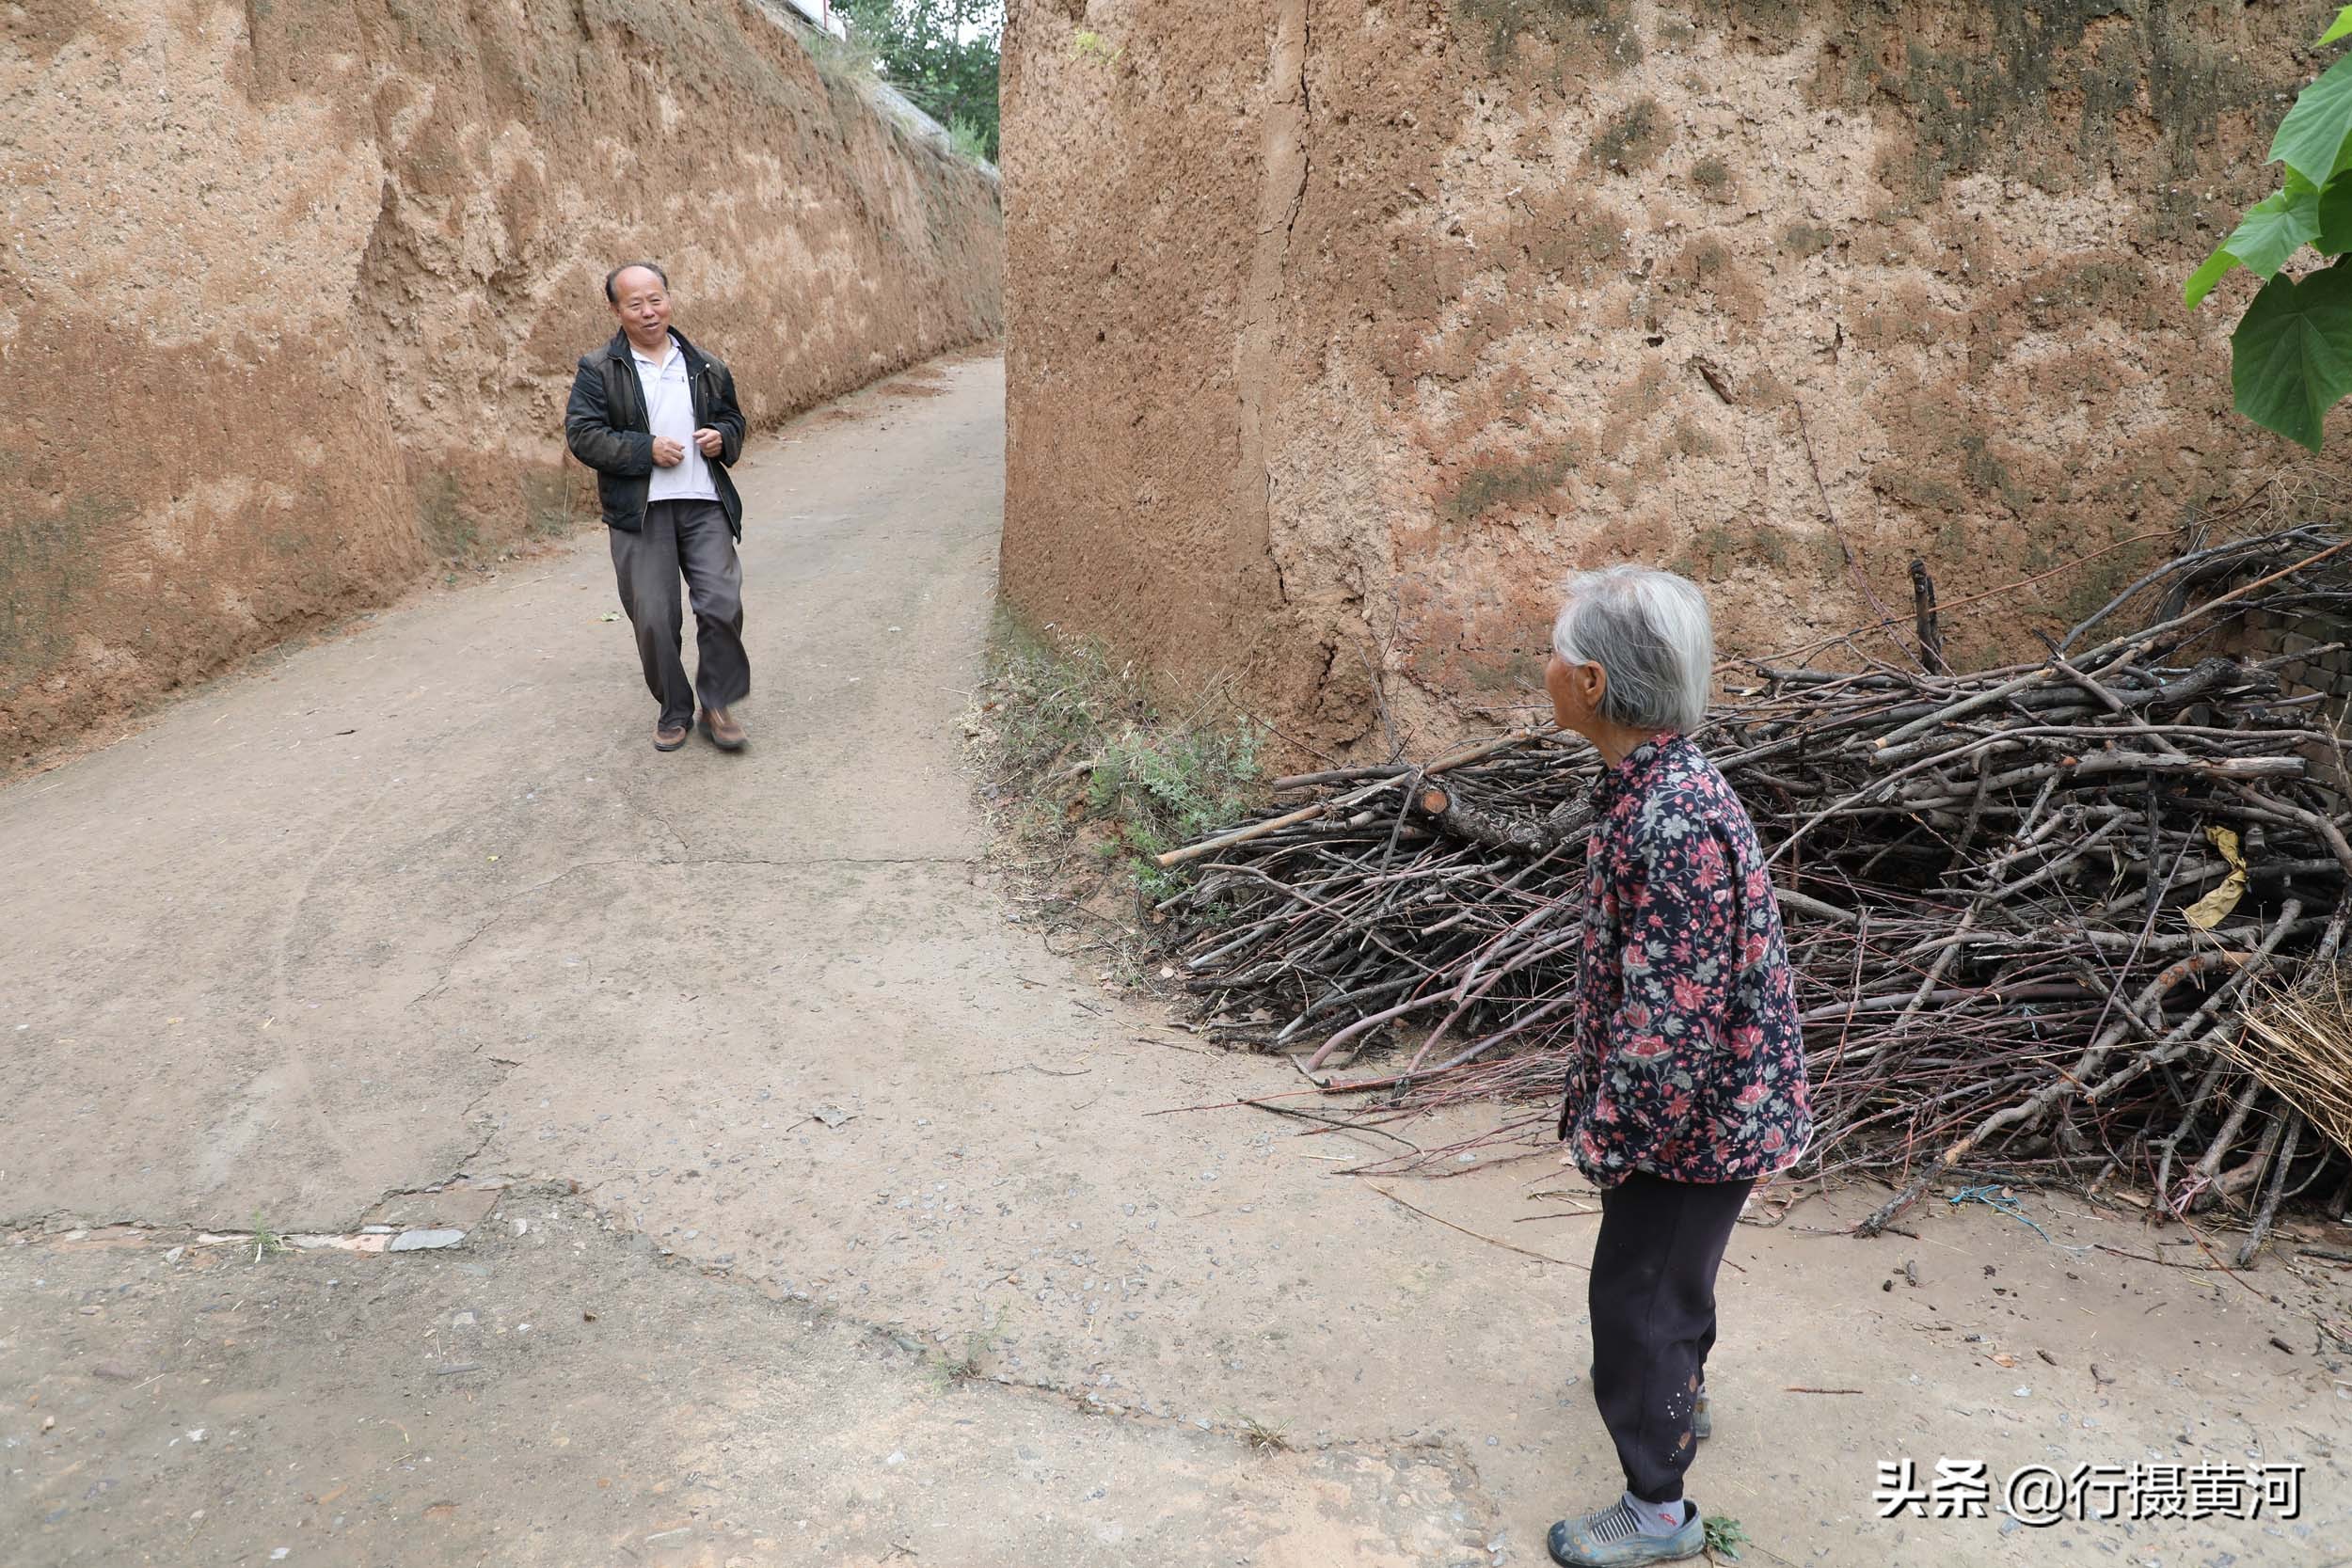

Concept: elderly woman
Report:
left=1540, top=567, right=1812, bottom=1568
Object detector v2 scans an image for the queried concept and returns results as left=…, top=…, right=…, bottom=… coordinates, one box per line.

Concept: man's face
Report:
left=611, top=268, right=672, bottom=344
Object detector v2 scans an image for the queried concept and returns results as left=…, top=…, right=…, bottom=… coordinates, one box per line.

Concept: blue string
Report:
left=1947, top=1182, right=2079, bottom=1249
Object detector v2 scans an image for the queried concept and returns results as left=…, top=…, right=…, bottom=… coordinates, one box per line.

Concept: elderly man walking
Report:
left=1540, top=567, right=1812, bottom=1566
left=565, top=261, right=751, bottom=752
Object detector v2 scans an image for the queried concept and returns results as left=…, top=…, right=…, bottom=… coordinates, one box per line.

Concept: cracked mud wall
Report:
left=1001, top=0, right=2340, bottom=752
left=2, top=0, right=1003, bottom=764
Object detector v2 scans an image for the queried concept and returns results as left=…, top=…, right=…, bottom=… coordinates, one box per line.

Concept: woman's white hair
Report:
left=1550, top=566, right=1714, bottom=735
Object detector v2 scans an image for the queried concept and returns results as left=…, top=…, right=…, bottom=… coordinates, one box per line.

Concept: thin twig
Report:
left=1369, top=1184, right=1588, bottom=1269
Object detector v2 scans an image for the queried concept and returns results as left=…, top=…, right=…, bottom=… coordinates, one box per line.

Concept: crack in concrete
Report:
left=511, top=1180, right=1505, bottom=1510
left=379, top=1143, right=1504, bottom=1502
left=610, top=772, right=691, bottom=858
left=681, top=854, right=979, bottom=869
left=3, top=1118, right=516, bottom=1236
left=402, top=853, right=979, bottom=1007
left=405, top=859, right=667, bottom=1009
left=452, top=1083, right=509, bottom=1153
left=3, top=1212, right=180, bottom=1235
left=3, top=1181, right=1504, bottom=1531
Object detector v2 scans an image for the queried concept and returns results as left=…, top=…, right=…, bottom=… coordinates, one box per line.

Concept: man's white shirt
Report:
left=631, top=334, right=718, bottom=503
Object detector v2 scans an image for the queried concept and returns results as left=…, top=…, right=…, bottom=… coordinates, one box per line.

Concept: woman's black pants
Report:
left=1589, top=1170, right=1755, bottom=1504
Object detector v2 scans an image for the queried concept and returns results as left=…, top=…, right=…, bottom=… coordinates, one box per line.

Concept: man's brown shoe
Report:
left=700, top=706, right=747, bottom=752
left=654, top=720, right=691, bottom=752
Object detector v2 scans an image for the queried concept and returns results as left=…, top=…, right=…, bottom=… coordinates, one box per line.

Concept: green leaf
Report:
left=2272, top=55, right=2352, bottom=185
left=2187, top=182, right=2326, bottom=308
left=2323, top=7, right=2352, bottom=48
left=2233, top=261, right=2352, bottom=451
left=2321, top=171, right=2352, bottom=254
left=2223, top=186, right=2325, bottom=277
left=2185, top=247, right=2241, bottom=309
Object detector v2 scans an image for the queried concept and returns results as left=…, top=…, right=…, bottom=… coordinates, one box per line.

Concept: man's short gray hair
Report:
left=604, top=261, right=669, bottom=302
left=1550, top=566, right=1715, bottom=735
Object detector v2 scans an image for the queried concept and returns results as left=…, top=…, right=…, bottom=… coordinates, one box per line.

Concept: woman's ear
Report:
left=1580, top=659, right=1609, bottom=712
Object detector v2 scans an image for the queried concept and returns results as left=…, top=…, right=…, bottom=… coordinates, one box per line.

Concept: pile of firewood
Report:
left=1157, top=528, right=2352, bottom=1253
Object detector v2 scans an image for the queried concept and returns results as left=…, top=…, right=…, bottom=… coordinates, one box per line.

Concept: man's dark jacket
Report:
left=564, top=328, right=747, bottom=539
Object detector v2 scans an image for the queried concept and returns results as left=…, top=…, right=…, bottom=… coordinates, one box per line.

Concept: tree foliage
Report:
left=2192, top=8, right=2352, bottom=450
left=841, top=0, right=1002, bottom=163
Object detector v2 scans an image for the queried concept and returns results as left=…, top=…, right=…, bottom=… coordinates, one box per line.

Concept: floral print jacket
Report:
left=1557, top=733, right=1812, bottom=1187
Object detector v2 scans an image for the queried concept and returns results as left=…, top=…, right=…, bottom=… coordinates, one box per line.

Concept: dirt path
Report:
left=4, top=356, right=2345, bottom=1567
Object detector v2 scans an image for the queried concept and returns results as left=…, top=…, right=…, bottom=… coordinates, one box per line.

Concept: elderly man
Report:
left=1541, top=566, right=1812, bottom=1567
left=565, top=261, right=751, bottom=752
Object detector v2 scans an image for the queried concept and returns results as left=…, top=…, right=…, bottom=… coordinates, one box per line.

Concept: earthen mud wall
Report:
left=3, top=0, right=1003, bottom=763
left=1001, top=0, right=2341, bottom=755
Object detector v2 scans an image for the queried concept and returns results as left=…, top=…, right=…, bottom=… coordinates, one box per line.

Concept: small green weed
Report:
left=415, top=470, right=478, bottom=560
left=1235, top=1413, right=1292, bottom=1453
left=1703, top=1513, right=1748, bottom=1560
left=1087, top=720, right=1263, bottom=901
left=520, top=469, right=585, bottom=541
left=927, top=1312, right=1001, bottom=1390
left=808, top=27, right=880, bottom=95
left=948, top=114, right=991, bottom=164
left=249, top=1212, right=289, bottom=1263
left=1441, top=446, right=1576, bottom=525
left=972, top=615, right=1134, bottom=789
left=970, top=611, right=1264, bottom=904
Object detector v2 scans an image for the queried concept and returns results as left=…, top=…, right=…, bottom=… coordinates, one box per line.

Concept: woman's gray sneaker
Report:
left=1546, top=1497, right=1706, bottom=1566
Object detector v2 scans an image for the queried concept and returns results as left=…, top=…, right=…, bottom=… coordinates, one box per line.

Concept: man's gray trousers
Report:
left=608, top=499, right=750, bottom=730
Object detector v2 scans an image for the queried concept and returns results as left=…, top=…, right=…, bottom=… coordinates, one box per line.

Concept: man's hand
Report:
left=693, top=427, right=724, bottom=458
left=651, top=436, right=687, bottom=467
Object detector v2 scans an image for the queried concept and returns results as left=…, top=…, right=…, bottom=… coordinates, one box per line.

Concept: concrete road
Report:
left=1, top=356, right=1490, bottom=1566
left=4, top=356, right=2341, bottom=1567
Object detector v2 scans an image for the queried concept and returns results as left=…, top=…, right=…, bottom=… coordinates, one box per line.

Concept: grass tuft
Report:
left=948, top=114, right=992, bottom=164
left=969, top=611, right=1265, bottom=908
left=1235, top=1413, right=1292, bottom=1453
left=926, top=1312, right=1001, bottom=1391
left=808, top=27, right=881, bottom=96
